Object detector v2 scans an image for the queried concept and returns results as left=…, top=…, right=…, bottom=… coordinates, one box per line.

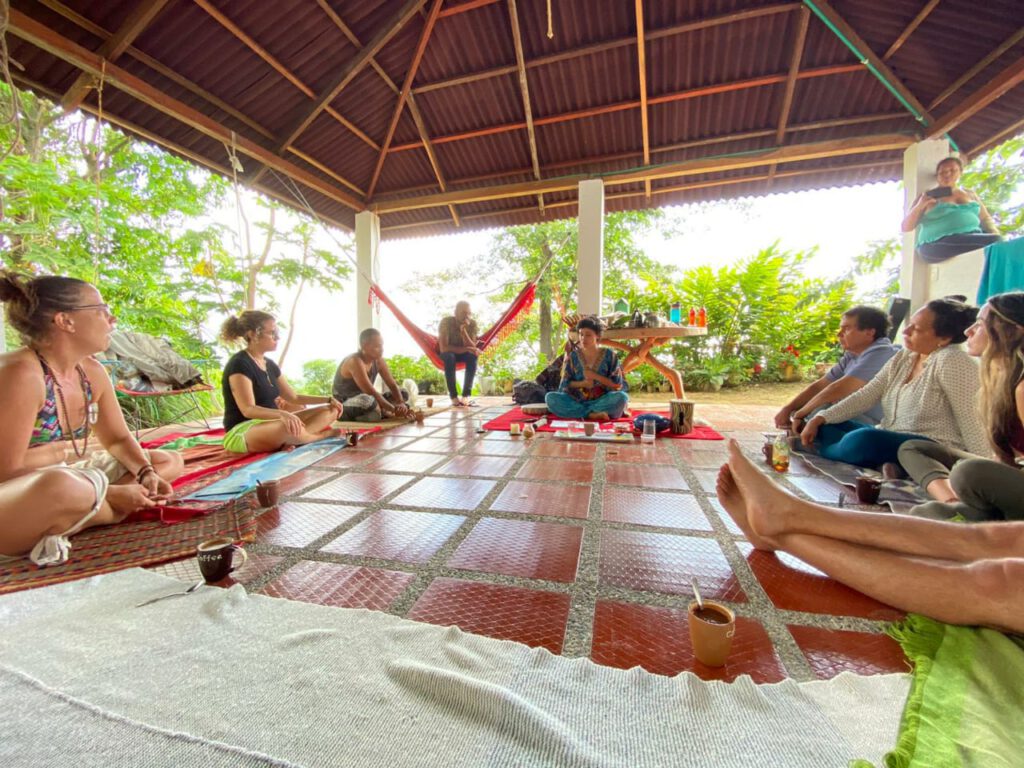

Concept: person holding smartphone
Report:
left=901, top=156, right=1002, bottom=263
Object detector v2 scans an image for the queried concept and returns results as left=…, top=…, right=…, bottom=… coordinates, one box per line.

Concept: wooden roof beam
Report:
left=507, top=0, right=545, bottom=213
left=371, top=133, right=913, bottom=212
left=6, top=8, right=363, bottom=213
left=803, top=0, right=933, bottom=123
left=971, top=114, right=1024, bottom=158
left=414, top=3, right=800, bottom=94
left=769, top=6, right=810, bottom=182
left=882, top=0, right=940, bottom=61
left=366, top=0, right=444, bottom=200
left=439, top=0, right=501, bottom=17
left=60, top=0, right=172, bottom=113
left=928, top=26, right=1024, bottom=110
left=38, top=0, right=275, bottom=141
left=392, top=63, right=861, bottom=153
left=926, top=55, right=1024, bottom=139
left=634, top=0, right=651, bottom=200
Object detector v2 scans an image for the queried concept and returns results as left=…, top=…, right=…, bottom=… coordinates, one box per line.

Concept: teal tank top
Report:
left=917, top=202, right=982, bottom=246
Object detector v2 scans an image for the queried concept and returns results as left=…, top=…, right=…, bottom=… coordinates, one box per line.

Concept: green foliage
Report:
left=961, top=134, right=1024, bottom=237
left=385, top=355, right=447, bottom=393
left=297, top=358, right=337, bottom=395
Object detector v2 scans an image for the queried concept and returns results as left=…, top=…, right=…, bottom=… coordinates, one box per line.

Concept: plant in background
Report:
left=385, top=355, right=446, bottom=394
left=297, top=358, right=337, bottom=395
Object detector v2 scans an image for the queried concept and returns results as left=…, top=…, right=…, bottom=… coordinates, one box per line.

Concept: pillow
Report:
left=633, top=414, right=671, bottom=433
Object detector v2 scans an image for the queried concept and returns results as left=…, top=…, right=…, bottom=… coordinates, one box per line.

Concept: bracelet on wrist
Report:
left=136, top=464, right=156, bottom=483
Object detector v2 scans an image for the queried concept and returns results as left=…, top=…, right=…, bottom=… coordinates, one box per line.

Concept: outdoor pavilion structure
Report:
left=5, top=0, right=1024, bottom=326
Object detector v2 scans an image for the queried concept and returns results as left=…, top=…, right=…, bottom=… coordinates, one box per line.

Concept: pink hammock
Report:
left=368, top=281, right=536, bottom=370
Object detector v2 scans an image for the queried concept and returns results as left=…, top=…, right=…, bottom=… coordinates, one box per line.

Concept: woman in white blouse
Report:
left=799, top=299, right=986, bottom=468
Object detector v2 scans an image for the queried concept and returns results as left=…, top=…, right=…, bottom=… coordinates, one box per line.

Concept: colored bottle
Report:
left=688, top=307, right=697, bottom=326
left=772, top=433, right=790, bottom=473
left=669, top=302, right=681, bottom=324
left=697, top=307, right=707, bottom=327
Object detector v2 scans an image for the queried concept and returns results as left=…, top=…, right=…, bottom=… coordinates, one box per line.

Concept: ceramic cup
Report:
left=256, top=479, right=280, bottom=507
left=425, top=397, right=434, bottom=408
left=510, top=423, right=521, bottom=435
left=687, top=599, right=736, bottom=667
left=196, top=537, right=248, bottom=583
left=584, top=422, right=596, bottom=437
left=346, top=432, right=360, bottom=447
left=855, top=476, right=883, bottom=505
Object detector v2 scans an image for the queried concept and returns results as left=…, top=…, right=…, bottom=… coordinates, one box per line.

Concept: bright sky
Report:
left=268, top=181, right=904, bottom=381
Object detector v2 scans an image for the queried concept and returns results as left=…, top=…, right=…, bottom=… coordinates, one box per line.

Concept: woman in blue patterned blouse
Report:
left=545, top=317, right=629, bottom=421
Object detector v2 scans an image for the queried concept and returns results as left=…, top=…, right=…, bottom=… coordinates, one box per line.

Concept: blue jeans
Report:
left=818, top=422, right=929, bottom=467
left=545, top=391, right=629, bottom=420
left=440, top=351, right=477, bottom=399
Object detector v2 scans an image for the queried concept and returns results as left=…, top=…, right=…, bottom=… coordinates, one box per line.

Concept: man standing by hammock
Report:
left=438, top=301, right=479, bottom=407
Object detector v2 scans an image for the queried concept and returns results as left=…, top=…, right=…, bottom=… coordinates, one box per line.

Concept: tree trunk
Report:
left=538, top=243, right=554, bottom=361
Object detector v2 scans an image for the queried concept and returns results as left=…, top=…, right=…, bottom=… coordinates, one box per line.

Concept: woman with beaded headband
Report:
left=898, top=292, right=1024, bottom=520
left=0, top=272, right=184, bottom=565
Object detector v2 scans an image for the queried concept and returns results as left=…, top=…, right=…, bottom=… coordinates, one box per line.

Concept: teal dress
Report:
left=545, top=348, right=629, bottom=419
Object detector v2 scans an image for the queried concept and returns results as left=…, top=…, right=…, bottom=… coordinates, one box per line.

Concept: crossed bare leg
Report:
left=715, top=439, right=1024, bottom=632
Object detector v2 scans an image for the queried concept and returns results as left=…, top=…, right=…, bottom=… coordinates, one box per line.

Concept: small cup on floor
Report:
left=855, top=476, right=882, bottom=505
left=196, top=537, right=248, bottom=583
left=687, top=600, right=736, bottom=667
left=256, top=479, right=280, bottom=507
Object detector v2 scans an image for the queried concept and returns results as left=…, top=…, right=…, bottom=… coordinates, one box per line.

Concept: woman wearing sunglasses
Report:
left=0, top=271, right=184, bottom=564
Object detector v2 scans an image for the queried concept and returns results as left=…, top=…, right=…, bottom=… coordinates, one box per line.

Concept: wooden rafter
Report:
left=926, top=56, right=1024, bottom=139
left=805, top=0, right=933, bottom=123
left=972, top=114, right=1024, bottom=158
left=380, top=158, right=904, bottom=233
left=60, top=0, right=172, bottom=113
left=415, top=3, right=800, bottom=95
left=38, top=0, right=275, bottom=141
left=882, top=0, right=940, bottom=61
left=768, top=6, right=810, bottom=182
left=507, top=0, right=545, bottom=212
left=366, top=0, right=444, bottom=200
left=191, top=0, right=383, bottom=154
left=370, top=133, right=913, bottom=213
left=928, top=27, right=1024, bottom=110
left=391, top=63, right=861, bottom=153
left=439, top=0, right=501, bottom=17
left=374, top=112, right=908, bottom=200
left=634, top=0, right=651, bottom=199
left=6, top=9, right=363, bottom=213
left=312, top=0, right=457, bottom=224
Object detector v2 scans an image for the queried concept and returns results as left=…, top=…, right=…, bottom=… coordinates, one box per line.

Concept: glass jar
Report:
left=771, top=433, right=790, bottom=473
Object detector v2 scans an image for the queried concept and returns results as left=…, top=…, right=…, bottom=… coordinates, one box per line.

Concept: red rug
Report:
left=482, top=406, right=724, bottom=440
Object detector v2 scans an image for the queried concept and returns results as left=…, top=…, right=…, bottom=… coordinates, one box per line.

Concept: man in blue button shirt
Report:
left=774, top=306, right=897, bottom=434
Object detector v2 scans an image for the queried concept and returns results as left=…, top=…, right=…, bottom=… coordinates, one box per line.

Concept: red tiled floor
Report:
left=311, top=450, right=373, bottom=469
left=606, top=463, right=689, bottom=490
left=490, top=480, right=591, bottom=519
left=359, top=434, right=417, bottom=450
left=599, top=530, right=746, bottom=601
left=430, top=425, right=481, bottom=439
left=385, top=423, right=440, bottom=437
left=738, top=544, right=905, bottom=621
left=690, top=470, right=721, bottom=493
left=788, top=625, right=909, bottom=680
left=532, top=440, right=598, bottom=460
left=601, top=488, right=712, bottom=531
left=255, top=502, right=363, bottom=547
left=278, top=468, right=336, bottom=497
left=299, top=472, right=413, bottom=503
left=322, top=509, right=465, bottom=563
left=604, top=443, right=674, bottom=464
left=260, top=560, right=414, bottom=610
left=591, top=600, right=785, bottom=682
left=148, top=552, right=282, bottom=587
left=390, top=476, right=495, bottom=509
left=466, top=439, right=528, bottom=456
left=515, top=458, right=594, bottom=482
left=408, top=577, right=571, bottom=652
left=402, top=436, right=466, bottom=454
left=434, top=455, right=517, bottom=478
left=363, top=452, right=445, bottom=474
left=447, top=518, right=583, bottom=582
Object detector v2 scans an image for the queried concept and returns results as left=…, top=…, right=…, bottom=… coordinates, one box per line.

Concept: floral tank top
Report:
left=29, top=354, right=93, bottom=446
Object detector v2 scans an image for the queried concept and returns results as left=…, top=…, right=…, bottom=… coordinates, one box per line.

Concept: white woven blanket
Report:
left=0, top=570, right=908, bottom=767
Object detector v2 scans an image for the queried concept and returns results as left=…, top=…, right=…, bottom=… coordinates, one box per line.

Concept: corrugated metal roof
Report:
left=7, top=0, right=1024, bottom=240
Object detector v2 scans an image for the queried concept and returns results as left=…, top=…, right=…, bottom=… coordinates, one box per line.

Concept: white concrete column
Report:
left=355, top=210, right=381, bottom=332
left=577, top=179, right=605, bottom=316
left=900, top=139, right=950, bottom=310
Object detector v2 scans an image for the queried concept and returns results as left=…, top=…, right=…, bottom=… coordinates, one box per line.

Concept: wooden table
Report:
left=601, top=326, right=707, bottom=399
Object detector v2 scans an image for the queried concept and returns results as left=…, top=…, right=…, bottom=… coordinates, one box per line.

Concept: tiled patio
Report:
left=152, top=399, right=908, bottom=684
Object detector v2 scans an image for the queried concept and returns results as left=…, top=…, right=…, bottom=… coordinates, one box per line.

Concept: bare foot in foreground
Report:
left=715, top=465, right=777, bottom=551
left=725, top=439, right=793, bottom=544
left=587, top=411, right=610, bottom=422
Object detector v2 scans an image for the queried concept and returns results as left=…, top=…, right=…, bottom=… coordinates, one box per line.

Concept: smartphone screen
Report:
left=926, top=186, right=952, bottom=199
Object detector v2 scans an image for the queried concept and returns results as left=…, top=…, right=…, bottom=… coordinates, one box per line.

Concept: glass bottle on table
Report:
left=688, top=307, right=697, bottom=326
left=670, top=302, right=681, bottom=324
left=697, top=307, right=707, bottom=327
left=771, top=432, right=790, bottom=473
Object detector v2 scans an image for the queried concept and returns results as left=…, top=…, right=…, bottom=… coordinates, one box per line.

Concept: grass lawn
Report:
left=630, top=381, right=807, bottom=407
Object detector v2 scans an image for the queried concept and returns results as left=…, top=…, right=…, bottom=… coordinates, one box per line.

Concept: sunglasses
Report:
left=65, top=303, right=114, bottom=318
left=259, top=328, right=281, bottom=340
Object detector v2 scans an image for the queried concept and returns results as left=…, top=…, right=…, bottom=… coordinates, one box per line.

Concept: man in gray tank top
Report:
left=332, top=329, right=410, bottom=421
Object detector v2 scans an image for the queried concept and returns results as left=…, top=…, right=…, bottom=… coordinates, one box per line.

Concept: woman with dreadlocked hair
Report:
left=899, top=292, right=1024, bottom=521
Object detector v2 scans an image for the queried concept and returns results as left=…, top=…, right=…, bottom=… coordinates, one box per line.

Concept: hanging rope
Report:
left=546, top=0, right=554, bottom=39
left=223, top=131, right=253, bottom=268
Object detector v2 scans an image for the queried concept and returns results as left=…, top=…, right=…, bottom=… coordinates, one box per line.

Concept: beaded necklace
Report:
left=35, top=352, right=94, bottom=459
